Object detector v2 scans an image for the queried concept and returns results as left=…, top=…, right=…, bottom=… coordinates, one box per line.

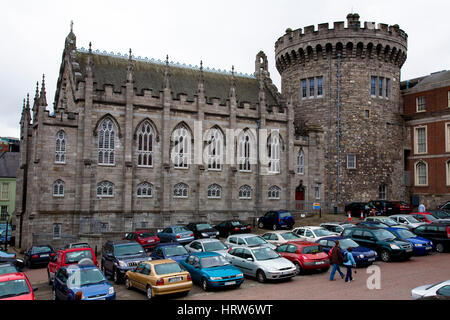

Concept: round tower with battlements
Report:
left=275, top=13, right=408, bottom=209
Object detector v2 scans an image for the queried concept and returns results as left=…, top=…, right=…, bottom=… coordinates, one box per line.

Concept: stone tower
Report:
left=275, top=14, right=408, bottom=210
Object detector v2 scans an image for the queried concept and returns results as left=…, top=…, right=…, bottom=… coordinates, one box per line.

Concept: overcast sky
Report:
left=1, top=0, right=449, bottom=138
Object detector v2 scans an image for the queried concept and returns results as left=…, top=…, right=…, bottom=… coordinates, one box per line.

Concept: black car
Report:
left=0, top=262, right=20, bottom=275
left=214, top=220, right=252, bottom=238
left=342, top=226, right=413, bottom=262
left=101, top=240, right=149, bottom=284
left=367, top=200, right=398, bottom=216
left=412, top=222, right=450, bottom=253
left=344, top=202, right=370, bottom=216
left=428, top=210, right=450, bottom=220
left=320, top=222, right=355, bottom=234
left=24, top=245, right=55, bottom=268
left=0, top=253, right=24, bottom=271
left=438, top=201, right=450, bottom=213
left=186, top=222, right=219, bottom=239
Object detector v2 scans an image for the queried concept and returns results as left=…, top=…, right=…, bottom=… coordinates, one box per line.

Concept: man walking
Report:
left=343, top=247, right=356, bottom=283
left=418, top=202, right=426, bottom=213
left=329, top=240, right=345, bottom=281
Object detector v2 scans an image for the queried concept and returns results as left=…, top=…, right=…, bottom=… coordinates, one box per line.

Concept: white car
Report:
left=184, top=238, right=229, bottom=256
left=292, top=226, right=338, bottom=242
left=224, top=234, right=276, bottom=250
left=411, top=280, right=450, bottom=299
left=261, top=231, right=301, bottom=246
left=389, top=215, right=426, bottom=230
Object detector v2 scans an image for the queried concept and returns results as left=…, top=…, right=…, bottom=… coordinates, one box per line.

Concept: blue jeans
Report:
left=345, top=265, right=353, bottom=282
left=329, top=263, right=344, bottom=280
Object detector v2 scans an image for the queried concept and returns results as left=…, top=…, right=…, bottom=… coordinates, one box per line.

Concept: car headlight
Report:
left=108, top=287, right=115, bottom=295
left=359, top=254, right=364, bottom=259
left=390, top=244, right=400, bottom=250
left=147, top=257, right=152, bottom=261
left=201, top=233, right=209, bottom=237
left=210, top=276, right=222, bottom=280
left=216, top=231, right=219, bottom=235
left=118, top=260, right=127, bottom=267
left=236, top=273, right=244, bottom=278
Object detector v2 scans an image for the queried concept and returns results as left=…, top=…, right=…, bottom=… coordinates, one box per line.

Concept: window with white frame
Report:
left=173, top=183, right=188, bottom=198
left=238, top=130, right=253, bottom=172
left=55, top=130, right=66, bottom=164
left=206, top=128, right=223, bottom=170
left=171, top=126, right=191, bottom=168
left=268, top=132, right=280, bottom=173
left=314, top=184, right=321, bottom=200
left=379, top=184, right=387, bottom=200
left=53, top=180, right=64, bottom=197
left=347, top=154, right=356, bottom=169
left=137, top=121, right=154, bottom=167
left=415, top=126, right=427, bottom=154
left=416, top=96, right=426, bottom=112
left=0, top=182, right=9, bottom=201
left=297, top=149, right=304, bottom=174
left=207, top=184, right=222, bottom=199
left=415, top=161, right=428, bottom=186
left=446, top=123, right=450, bottom=153
left=98, top=118, right=116, bottom=165
left=53, top=223, right=62, bottom=239
left=239, top=185, right=252, bottom=199
left=268, top=186, right=281, bottom=199
left=137, top=182, right=153, bottom=198
left=97, top=181, right=114, bottom=197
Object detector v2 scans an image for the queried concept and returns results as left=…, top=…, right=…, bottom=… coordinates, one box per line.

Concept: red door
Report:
left=295, top=183, right=305, bottom=210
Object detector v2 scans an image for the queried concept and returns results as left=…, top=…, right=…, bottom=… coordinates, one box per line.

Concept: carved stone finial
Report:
left=70, top=20, right=73, bottom=33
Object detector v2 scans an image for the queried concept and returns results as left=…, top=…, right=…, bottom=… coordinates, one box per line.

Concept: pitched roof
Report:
left=402, top=70, right=450, bottom=93
left=0, top=152, right=20, bottom=178
left=75, top=51, right=280, bottom=107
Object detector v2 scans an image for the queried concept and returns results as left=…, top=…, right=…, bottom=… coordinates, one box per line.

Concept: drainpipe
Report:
left=336, top=53, right=342, bottom=205
left=255, top=119, right=261, bottom=226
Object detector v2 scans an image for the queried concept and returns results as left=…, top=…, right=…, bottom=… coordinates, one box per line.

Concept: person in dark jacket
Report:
left=329, top=240, right=345, bottom=281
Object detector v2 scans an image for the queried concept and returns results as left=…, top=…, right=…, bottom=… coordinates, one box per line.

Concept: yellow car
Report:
left=124, top=259, right=192, bottom=299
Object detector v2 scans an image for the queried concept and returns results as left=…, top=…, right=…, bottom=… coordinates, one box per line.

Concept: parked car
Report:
left=412, top=221, right=450, bottom=253
left=367, top=200, right=397, bottom=215
left=0, top=250, right=24, bottom=270
left=389, top=214, right=426, bottom=230
left=214, top=220, right=252, bottom=238
left=410, top=212, right=440, bottom=224
left=411, top=280, right=450, bottom=300
left=184, top=239, right=229, bottom=256
left=180, top=252, right=244, bottom=291
left=0, top=272, right=37, bottom=300
left=341, top=226, right=413, bottom=262
left=0, top=230, right=13, bottom=245
left=24, top=245, right=56, bottom=268
left=257, top=210, right=295, bottom=230
left=157, top=226, right=195, bottom=244
left=149, top=243, right=190, bottom=263
left=225, top=246, right=296, bottom=283
left=428, top=210, right=450, bottom=220
left=53, top=264, right=115, bottom=300
left=292, top=226, right=338, bottom=242
left=124, top=230, right=160, bottom=251
left=385, top=227, right=433, bottom=255
left=261, top=231, right=301, bottom=246
left=275, top=241, right=330, bottom=275
left=0, top=263, right=19, bottom=275
left=224, top=234, right=276, bottom=250
left=101, top=240, right=150, bottom=284
left=64, top=242, right=91, bottom=249
left=363, top=217, right=408, bottom=229
left=344, top=202, right=374, bottom=216
left=124, top=260, right=192, bottom=300
left=317, top=237, right=377, bottom=267
left=392, top=201, right=413, bottom=214
left=438, top=201, right=450, bottom=213
left=320, top=222, right=355, bottom=234
left=48, top=247, right=99, bottom=284
left=186, top=222, right=219, bottom=239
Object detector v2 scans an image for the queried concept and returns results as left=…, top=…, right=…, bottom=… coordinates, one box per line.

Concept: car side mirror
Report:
left=32, top=287, right=39, bottom=292
left=246, top=257, right=253, bottom=261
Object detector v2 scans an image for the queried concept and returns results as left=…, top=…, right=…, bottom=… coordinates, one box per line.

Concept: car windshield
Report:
left=163, top=246, right=188, bottom=257
left=394, top=229, right=416, bottom=239
left=154, top=262, right=183, bottom=275
left=138, top=232, right=154, bottom=238
left=279, top=212, right=292, bottom=218
left=373, top=229, right=396, bottom=241
left=280, top=232, right=300, bottom=240
left=65, top=250, right=94, bottom=264
left=245, top=236, right=267, bottom=246
left=114, top=244, right=144, bottom=256
left=313, top=228, right=334, bottom=237
left=0, top=265, right=18, bottom=275
left=0, top=279, right=30, bottom=299
left=339, top=238, right=360, bottom=249
left=173, top=227, right=190, bottom=233
left=230, top=221, right=242, bottom=226
left=405, top=216, right=420, bottom=223
left=32, top=246, right=52, bottom=253
left=378, top=218, right=397, bottom=226
left=70, top=243, right=89, bottom=248
left=425, top=214, right=438, bottom=221
left=200, top=255, right=230, bottom=268
left=67, top=268, right=106, bottom=287
left=196, top=224, right=214, bottom=231
left=252, top=247, right=280, bottom=261
left=203, top=241, right=228, bottom=252
left=302, top=245, right=321, bottom=254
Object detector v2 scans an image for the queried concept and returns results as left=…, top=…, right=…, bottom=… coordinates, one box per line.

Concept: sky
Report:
left=1, top=0, right=449, bottom=138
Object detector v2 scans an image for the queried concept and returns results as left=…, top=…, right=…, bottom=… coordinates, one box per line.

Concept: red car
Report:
left=123, top=230, right=160, bottom=251
left=392, top=201, right=413, bottom=214
left=275, top=241, right=330, bottom=275
left=410, top=212, right=440, bottom=224
left=0, top=272, right=36, bottom=300
left=47, top=247, right=98, bottom=284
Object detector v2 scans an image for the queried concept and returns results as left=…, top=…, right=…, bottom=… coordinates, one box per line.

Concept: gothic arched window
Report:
left=98, top=118, right=116, bottom=165
left=137, top=121, right=154, bottom=167
left=137, top=182, right=153, bottom=198
left=268, top=132, right=280, bottom=173
left=96, top=181, right=114, bottom=197
left=238, top=130, right=253, bottom=172
left=171, top=125, right=191, bottom=168
left=239, top=185, right=252, bottom=199
left=173, top=183, right=189, bottom=198
left=53, top=180, right=65, bottom=197
left=268, top=185, right=281, bottom=199
left=297, top=148, right=304, bottom=174
left=207, top=184, right=222, bottom=199
left=206, top=128, right=223, bottom=170
left=415, top=161, right=428, bottom=186
left=55, top=131, right=66, bottom=164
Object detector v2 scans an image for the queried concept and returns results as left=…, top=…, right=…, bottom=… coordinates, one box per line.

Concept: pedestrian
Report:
left=343, top=247, right=356, bottom=283
left=418, top=203, right=426, bottom=213
left=329, top=240, right=345, bottom=281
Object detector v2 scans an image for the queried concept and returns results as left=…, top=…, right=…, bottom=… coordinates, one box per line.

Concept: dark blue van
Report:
left=257, top=210, right=295, bottom=230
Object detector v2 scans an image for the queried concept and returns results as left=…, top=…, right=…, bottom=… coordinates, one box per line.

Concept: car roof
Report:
left=298, top=226, right=324, bottom=230
left=318, top=236, right=349, bottom=241
left=188, top=252, right=221, bottom=258
left=191, top=238, right=222, bottom=243
left=61, top=264, right=100, bottom=271
left=147, top=259, right=180, bottom=266
left=286, top=241, right=319, bottom=246
left=155, top=243, right=184, bottom=248
left=263, top=230, right=296, bottom=235
left=228, top=233, right=258, bottom=239
left=108, top=240, right=135, bottom=246
left=58, top=247, right=93, bottom=253
left=0, top=272, right=28, bottom=282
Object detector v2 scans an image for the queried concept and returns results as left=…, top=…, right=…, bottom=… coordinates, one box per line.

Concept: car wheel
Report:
left=146, top=285, right=153, bottom=300
left=258, top=221, right=264, bottom=229
left=256, top=270, right=266, bottom=283
left=201, top=278, right=209, bottom=291
left=113, top=268, right=121, bottom=284
left=47, top=269, right=52, bottom=285
left=125, top=277, right=132, bottom=290
left=380, top=250, right=390, bottom=262
left=293, top=262, right=302, bottom=275
left=272, top=224, right=277, bottom=231
left=436, top=243, right=445, bottom=253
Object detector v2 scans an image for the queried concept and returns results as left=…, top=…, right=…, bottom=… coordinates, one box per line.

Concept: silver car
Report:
left=225, top=246, right=296, bottom=283
left=224, top=234, right=276, bottom=250
left=184, top=238, right=229, bottom=256
left=411, top=280, right=450, bottom=299
left=390, top=215, right=426, bottom=230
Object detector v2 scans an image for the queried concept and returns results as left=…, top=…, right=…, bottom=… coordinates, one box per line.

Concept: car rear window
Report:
left=230, top=221, right=242, bottom=226
left=279, top=212, right=292, bottom=218
left=302, top=245, right=321, bottom=254
left=196, top=224, right=214, bottom=231
left=32, top=246, right=52, bottom=253
left=138, top=232, right=154, bottom=238
left=154, top=263, right=183, bottom=275
left=65, top=250, right=94, bottom=264
left=173, top=227, right=190, bottom=233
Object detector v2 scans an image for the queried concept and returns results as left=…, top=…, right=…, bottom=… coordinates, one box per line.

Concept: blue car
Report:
left=257, top=210, right=295, bottom=230
left=149, top=243, right=190, bottom=263
left=317, top=236, right=378, bottom=267
left=180, top=252, right=244, bottom=291
left=386, top=227, right=433, bottom=255
left=157, top=226, right=195, bottom=244
left=53, top=264, right=115, bottom=300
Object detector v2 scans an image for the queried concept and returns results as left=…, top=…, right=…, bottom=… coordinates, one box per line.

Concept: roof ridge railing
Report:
left=77, top=47, right=256, bottom=79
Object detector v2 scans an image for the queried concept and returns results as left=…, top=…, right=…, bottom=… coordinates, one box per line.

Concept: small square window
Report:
left=365, top=110, right=370, bottom=118
left=416, top=96, right=426, bottom=112
left=347, top=155, right=356, bottom=169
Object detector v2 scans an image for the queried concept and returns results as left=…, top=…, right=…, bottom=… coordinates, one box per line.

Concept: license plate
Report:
left=148, top=240, right=154, bottom=243
left=426, top=247, right=432, bottom=250
left=225, top=281, right=236, bottom=286
left=406, top=248, right=413, bottom=252
left=41, top=254, right=49, bottom=257
left=315, top=261, right=324, bottom=265
left=368, top=258, right=375, bottom=262
left=169, top=277, right=183, bottom=283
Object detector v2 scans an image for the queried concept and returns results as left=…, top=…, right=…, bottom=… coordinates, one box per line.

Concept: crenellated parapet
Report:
left=275, top=14, right=408, bottom=73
